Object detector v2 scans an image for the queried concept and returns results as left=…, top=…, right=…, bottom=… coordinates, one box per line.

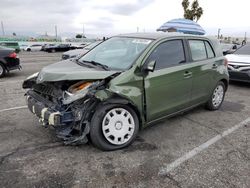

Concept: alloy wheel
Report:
left=212, top=85, right=224, bottom=108
left=0, top=65, right=3, bottom=76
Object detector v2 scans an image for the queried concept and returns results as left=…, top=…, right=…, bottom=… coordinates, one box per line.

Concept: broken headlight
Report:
left=62, top=81, right=92, bottom=105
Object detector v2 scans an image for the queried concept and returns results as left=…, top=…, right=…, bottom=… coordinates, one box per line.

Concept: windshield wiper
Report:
left=80, top=60, right=110, bottom=70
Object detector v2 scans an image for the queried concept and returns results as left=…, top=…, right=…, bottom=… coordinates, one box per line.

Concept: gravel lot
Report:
left=0, top=51, right=249, bottom=188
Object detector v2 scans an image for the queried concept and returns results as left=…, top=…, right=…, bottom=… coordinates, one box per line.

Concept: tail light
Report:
left=224, top=58, right=228, bottom=67
left=9, top=52, right=17, bottom=59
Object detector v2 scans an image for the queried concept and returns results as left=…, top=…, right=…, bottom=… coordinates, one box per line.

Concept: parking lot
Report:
left=0, top=51, right=249, bottom=188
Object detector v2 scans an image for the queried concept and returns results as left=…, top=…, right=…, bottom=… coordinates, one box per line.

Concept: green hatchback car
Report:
left=23, top=33, right=229, bottom=150
left=0, top=42, right=20, bottom=53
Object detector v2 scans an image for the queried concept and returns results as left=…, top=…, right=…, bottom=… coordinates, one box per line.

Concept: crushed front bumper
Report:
left=25, top=89, right=99, bottom=145
left=26, top=90, right=74, bottom=126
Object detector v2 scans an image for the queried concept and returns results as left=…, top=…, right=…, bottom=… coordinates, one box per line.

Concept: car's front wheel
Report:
left=206, top=81, right=226, bottom=110
left=90, top=104, right=139, bottom=151
left=0, top=63, right=6, bottom=78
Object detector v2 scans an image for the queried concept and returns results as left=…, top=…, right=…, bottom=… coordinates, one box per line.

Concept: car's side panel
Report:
left=144, top=64, right=193, bottom=121
left=188, top=59, right=215, bottom=104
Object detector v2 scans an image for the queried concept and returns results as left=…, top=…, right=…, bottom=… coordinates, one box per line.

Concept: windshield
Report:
left=234, top=45, right=250, bottom=55
left=79, top=37, right=152, bottom=70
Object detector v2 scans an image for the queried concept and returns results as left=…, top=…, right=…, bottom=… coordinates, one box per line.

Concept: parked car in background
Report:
left=62, top=41, right=102, bottom=60
left=44, top=44, right=75, bottom=53
left=19, top=44, right=28, bottom=51
left=25, top=44, right=43, bottom=52
left=41, top=44, right=56, bottom=51
left=77, top=43, right=90, bottom=49
left=23, top=33, right=229, bottom=150
left=221, top=43, right=238, bottom=55
left=0, top=42, right=20, bottom=53
left=226, top=44, right=250, bottom=82
left=0, top=47, right=21, bottom=78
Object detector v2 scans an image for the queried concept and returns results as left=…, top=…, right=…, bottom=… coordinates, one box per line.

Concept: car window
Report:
left=80, top=37, right=152, bottom=70
left=189, top=40, right=207, bottom=61
left=147, top=40, right=185, bottom=70
left=205, top=41, right=215, bottom=58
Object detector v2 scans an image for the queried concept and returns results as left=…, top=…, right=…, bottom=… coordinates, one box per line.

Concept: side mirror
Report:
left=144, top=60, right=156, bottom=72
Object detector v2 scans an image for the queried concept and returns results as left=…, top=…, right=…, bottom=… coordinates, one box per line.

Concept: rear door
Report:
left=144, top=39, right=193, bottom=122
left=187, top=39, right=216, bottom=104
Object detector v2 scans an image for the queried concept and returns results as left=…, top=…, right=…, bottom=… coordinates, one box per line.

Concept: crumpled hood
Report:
left=226, top=54, right=250, bottom=64
left=36, top=60, right=118, bottom=83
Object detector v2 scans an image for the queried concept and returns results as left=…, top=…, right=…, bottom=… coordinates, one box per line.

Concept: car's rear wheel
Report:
left=0, top=63, right=6, bottom=78
left=90, top=104, right=139, bottom=151
left=206, top=81, right=225, bottom=110
left=27, top=48, right=31, bottom=52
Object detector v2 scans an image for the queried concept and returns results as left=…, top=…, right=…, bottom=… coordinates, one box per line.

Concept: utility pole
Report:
left=244, top=32, right=247, bottom=41
left=217, top=28, right=221, bottom=40
left=55, top=25, right=57, bottom=41
left=1, top=21, right=5, bottom=36
left=137, top=27, right=139, bottom=33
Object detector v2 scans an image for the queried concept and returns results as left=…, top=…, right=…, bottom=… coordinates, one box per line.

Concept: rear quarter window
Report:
left=189, top=40, right=207, bottom=61
left=188, top=40, right=215, bottom=61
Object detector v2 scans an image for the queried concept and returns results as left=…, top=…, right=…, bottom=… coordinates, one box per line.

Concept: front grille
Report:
left=33, top=84, right=56, bottom=97
left=228, top=62, right=250, bottom=72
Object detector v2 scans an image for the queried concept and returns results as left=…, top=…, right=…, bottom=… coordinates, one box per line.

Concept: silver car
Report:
left=62, top=41, right=102, bottom=60
left=226, top=44, right=250, bottom=82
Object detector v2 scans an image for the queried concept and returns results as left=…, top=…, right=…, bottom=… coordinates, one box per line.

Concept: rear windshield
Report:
left=234, top=45, right=250, bottom=55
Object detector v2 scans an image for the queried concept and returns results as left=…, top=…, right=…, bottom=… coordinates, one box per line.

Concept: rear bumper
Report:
left=26, top=90, right=74, bottom=126
left=7, top=65, right=22, bottom=71
left=228, top=70, right=250, bottom=83
left=5, top=58, right=21, bottom=71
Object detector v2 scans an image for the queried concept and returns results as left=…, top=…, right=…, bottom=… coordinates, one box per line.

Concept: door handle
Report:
left=183, top=71, right=192, bottom=78
left=212, top=64, right=218, bottom=69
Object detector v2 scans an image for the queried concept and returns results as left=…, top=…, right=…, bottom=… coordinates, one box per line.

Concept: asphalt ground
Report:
left=0, top=51, right=249, bottom=188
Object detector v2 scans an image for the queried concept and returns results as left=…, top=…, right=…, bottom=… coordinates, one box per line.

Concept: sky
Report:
left=1, top=0, right=250, bottom=38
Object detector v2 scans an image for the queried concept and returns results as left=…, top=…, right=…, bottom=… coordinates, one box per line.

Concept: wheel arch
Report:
left=99, top=96, right=143, bottom=130
left=0, top=60, right=7, bottom=70
left=220, top=78, right=229, bottom=91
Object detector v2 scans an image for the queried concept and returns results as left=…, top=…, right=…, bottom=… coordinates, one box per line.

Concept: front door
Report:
left=144, top=39, right=193, bottom=122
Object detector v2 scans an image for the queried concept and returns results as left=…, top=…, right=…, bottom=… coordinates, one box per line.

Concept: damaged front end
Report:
left=23, top=73, right=118, bottom=145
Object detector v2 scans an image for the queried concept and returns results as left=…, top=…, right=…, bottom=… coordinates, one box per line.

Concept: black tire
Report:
left=27, top=48, right=31, bottom=52
left=51, top=49, right=56, bottom=53
left=0, top=63, right=6, bottom=78
left=90, top=104, right=139, bottom=151
left=206, top=81, right=226, bottom=111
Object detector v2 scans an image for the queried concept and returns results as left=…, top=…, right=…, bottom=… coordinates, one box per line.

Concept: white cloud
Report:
left=1, top=0, right=250, bottom=37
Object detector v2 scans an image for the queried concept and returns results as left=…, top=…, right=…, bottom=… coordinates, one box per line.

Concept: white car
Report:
left=226, top=44, right=250, bottom=82
left=25, top=44, right=42, bottom=52
left=19, top=44, right=28, bottom=51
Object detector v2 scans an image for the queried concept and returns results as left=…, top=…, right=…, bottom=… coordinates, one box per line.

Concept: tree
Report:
left=182, top=0, right=203, bottom=22
left=75, top=34, right=86, bottom=38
